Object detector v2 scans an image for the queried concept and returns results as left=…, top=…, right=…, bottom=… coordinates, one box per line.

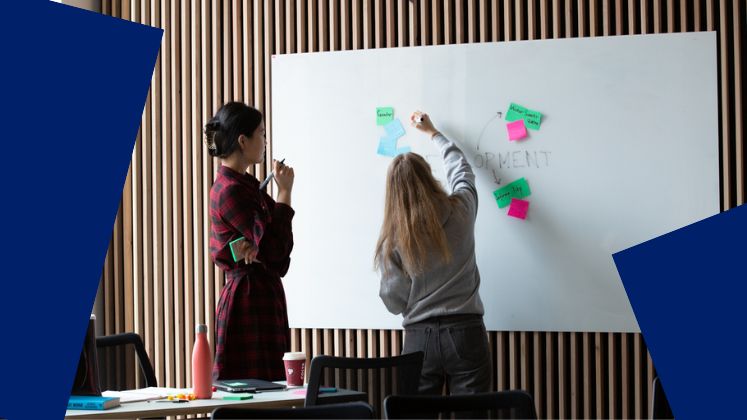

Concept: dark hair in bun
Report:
left=204, top=102, right=263, bottom=158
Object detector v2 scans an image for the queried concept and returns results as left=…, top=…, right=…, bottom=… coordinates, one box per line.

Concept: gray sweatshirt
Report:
left=379, top=133, right=485, bottom=327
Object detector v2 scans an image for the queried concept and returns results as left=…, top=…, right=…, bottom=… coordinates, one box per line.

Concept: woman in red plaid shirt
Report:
left=204, top=102, right=295, bottom=381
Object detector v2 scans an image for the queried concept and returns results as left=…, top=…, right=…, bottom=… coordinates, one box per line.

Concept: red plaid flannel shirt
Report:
left=209, top=165, right=295, bottom=277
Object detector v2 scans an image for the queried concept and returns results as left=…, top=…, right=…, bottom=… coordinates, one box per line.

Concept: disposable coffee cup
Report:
left=282, top=352, right=306, bottom=386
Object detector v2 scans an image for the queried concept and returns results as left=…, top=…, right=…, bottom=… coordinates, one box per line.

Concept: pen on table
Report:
left=259, top=158, right=285, bottom=190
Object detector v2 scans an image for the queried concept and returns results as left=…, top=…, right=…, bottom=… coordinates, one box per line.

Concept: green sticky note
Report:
left=524, top=109, right=542, bottom=130
left=506, top=103, right=542, bottom=130
left=493, top=178, right=532, bottom=208
left=376, top=107, right=394, bottom=125
left=223, top=393, right=253, bottom=401
left=505, top=103, right=527, bottom=122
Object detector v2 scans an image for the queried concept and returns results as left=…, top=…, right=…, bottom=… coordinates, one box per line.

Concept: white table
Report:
left=65, top=385, right=366, bottom=419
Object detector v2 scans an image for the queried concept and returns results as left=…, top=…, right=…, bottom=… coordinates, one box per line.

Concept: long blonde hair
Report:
left=374, top=153, right=452, bottom=276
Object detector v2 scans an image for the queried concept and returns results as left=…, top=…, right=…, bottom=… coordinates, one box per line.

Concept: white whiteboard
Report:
left=271, top=32, right=719, bottom=332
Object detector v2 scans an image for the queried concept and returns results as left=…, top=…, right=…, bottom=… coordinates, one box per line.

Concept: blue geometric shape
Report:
left=613, top=203, right=747, bottom=420
left=0, top=2, right=162, bottom=419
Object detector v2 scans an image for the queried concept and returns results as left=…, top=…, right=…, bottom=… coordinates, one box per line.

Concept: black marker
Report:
left=259, top=158, right=285, bottom=190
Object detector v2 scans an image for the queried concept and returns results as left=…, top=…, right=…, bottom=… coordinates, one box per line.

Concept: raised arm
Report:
left=410, top=111, right=478, bottom=215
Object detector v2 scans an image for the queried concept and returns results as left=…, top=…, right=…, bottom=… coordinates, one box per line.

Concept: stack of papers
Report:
left=102, top=387, right=169, bottom=403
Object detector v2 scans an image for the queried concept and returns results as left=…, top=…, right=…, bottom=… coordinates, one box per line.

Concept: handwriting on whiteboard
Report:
left=473, top=150, right=551, bottom=169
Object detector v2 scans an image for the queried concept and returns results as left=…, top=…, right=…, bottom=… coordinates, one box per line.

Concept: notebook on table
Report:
left=213, top=379, right=286, bottom=393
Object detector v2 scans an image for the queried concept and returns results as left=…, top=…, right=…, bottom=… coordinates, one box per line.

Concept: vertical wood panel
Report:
left=320, top=0, right=329, bottom=51
left=398, top=0, right=408, bottom=46
left=608, top=334, right=618, bottom=419
left=578, top=0, right=586, bottom=37
left=152, top=0, right=165, bottom=386
left=667, top=0, right=675, bottom=32
left=528, top=0, right=537, bottom=40
left=479, top=0, right=488, bottom=42
left=171, top=0, right=184, bottom=387
left=364, top=0, right=373, bottom=48
left=373, top=0, right=383, bottom=48
left=621, top=333, right=631, bottom=420
left=634, top=334, right=644, bottom=418
left=583, top=333, right=592, bottom=418
left=733, top=0, right=744, bottom=205
left=628, top=0, right=637, bottom=34
left=386, top=0, right=396, bottom=47
left=514, top=0, right=524, bottom=40
left=185, top=0, right=198, bottom=387
left=532, top=332, right=543, bottom=419
left=467, top=0, right=477, bottom=43
left=504, top=0, right=513, bottom=41
left=721, top=0, right=732, bottom=209
left=595, top=332, right=606, bottom=419
left=570, top=332, right=580, bottom=419
left=491, top=0, right=500, bottom=41
left=601, top=0, right=610, bottom=36
left=615, top=0, right=623, bottom=35
left=408, top=0, right=417, bottom=46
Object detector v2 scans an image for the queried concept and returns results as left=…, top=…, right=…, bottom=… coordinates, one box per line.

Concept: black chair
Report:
left=96, top=332, right=157, bottom=390
left=383, top=390, right=538, bottom=419
left=652, top=376, right=674, bottom=419
left=305, top=352, right=424, bottom=416
left=211, top=401, right=375, bottom=419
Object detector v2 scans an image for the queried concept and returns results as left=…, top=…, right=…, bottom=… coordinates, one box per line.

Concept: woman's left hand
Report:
left=235, top=239, right=260, bottom=264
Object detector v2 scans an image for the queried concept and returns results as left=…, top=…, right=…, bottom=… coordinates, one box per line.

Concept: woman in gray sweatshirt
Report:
left=375, top=111, right=490, bottom=395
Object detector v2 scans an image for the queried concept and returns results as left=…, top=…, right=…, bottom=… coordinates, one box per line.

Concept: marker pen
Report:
left=259, top=158, right=285, bottom=190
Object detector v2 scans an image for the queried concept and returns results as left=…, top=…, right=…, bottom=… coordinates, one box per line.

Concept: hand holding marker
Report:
left=411, top=111, right=440, bottom=139
left=259, top=158, right=286, bottom=190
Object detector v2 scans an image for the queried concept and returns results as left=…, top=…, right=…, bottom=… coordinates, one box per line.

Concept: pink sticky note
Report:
left=292, top=389, right=307, bottom=396
left=507, top=198, right=530, bottom=220
left=506, top=120, right=527, bottom=141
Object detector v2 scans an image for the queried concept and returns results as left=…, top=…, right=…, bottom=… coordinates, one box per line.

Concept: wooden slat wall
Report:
left=93, top=1, right=746, bottom=419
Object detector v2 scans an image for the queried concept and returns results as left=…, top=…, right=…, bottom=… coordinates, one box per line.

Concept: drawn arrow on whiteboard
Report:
left=476, top=111, right=502, bottom=151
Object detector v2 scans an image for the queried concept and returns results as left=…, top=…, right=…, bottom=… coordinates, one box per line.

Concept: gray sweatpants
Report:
left=403, top=314, right=492, bottom=395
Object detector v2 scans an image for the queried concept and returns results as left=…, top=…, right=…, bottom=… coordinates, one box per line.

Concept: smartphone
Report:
left=229, top=237, right=247, bottom=262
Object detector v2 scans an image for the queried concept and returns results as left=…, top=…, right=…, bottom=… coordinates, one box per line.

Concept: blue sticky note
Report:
left=377, top=136, right=397, bottom=157
left=384, top=118, right=406, bottom=139
left=396, top=146, right=411, bottom=155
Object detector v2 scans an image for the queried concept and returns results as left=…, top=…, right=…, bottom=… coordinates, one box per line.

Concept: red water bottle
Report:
left=192, top=324, right=213, bottom=399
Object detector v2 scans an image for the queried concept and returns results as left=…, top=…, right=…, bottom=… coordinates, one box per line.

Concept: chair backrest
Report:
left=211, top=401, right=375, bottom=419
left=96, top=332, right=157, bottom=390
left=305, top=351, right=424, bottom=415
left=652, top=376, right=674, bottom=419
left=383, top=390, right=538, bottom=419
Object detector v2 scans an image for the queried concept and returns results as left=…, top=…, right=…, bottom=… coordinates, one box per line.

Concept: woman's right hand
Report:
left=410, top=111, right=439, bottom=138
left=273, top=159, right=295, bottom=193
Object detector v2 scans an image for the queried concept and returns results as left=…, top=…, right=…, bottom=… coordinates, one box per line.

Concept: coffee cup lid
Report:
left=283, top=352, right=306, bottom=360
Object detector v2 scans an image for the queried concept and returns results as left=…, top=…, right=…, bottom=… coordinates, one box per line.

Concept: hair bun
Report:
left=203, top=120, right=221, bottom=156
left=204, top=120, right=221, bottom=132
